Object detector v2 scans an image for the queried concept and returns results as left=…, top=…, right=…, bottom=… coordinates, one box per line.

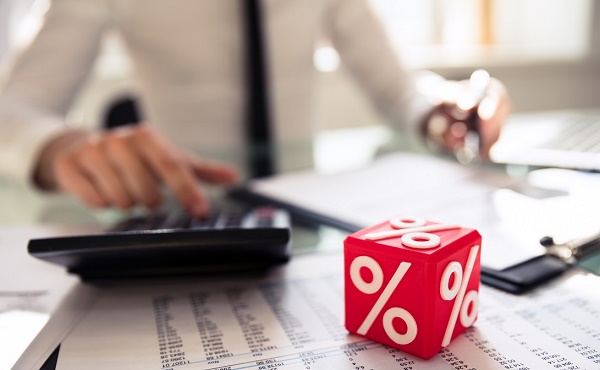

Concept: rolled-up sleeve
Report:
left=0, top=0, right=111, bottom=184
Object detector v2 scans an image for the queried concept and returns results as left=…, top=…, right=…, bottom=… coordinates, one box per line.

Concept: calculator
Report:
left=28, top=206, right=292, bottom=281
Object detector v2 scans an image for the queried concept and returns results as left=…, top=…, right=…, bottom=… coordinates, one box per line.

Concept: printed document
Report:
left=245, top=153, right=597, bottom=270
left=56, top=252, right=600, bottom=370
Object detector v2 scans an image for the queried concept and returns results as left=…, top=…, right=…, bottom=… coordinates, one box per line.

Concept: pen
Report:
left=540, top=232, right=600, bottom=265
left=454, top=69, right=491, bottom=164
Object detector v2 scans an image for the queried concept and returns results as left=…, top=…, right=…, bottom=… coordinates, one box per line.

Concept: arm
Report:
left=0, top=0, right=111, bottom=183
left=322, top=0, right=431, bottom=129
left=0, top=0, right=238, bottom=216
left=322, top=0, right=510, bottom=158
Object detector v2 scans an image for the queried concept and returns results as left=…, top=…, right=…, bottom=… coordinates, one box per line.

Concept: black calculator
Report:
left=28, top=206, right=292, bottom=281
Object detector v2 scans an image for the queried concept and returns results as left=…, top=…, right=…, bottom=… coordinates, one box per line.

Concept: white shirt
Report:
left=0, top=0, right=430, bottom=185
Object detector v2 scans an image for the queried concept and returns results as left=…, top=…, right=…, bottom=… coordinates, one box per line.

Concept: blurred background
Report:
left=1, top=0, right=599, bottom=135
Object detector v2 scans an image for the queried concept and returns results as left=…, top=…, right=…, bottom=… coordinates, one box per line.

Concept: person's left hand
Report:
left=421, top=73, right=511, bottom=163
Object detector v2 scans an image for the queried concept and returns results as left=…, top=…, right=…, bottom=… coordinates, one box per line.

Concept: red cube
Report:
left=344, top=216, right=481, bottom=359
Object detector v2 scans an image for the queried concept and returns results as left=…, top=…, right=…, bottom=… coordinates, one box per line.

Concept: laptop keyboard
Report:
left=539, top=117, right=600, bottom=153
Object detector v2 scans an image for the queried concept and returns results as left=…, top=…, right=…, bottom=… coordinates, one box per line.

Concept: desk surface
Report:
left=3, top=137, right=600, bottom=369
left=0, top=176, right=349, bottom=369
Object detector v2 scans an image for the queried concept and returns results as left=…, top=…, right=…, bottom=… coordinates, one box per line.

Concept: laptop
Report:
left=490, top=109, right=600, bottom=171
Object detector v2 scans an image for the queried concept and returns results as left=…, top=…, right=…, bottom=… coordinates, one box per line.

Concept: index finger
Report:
left=132, top=127, right=209, bottom=217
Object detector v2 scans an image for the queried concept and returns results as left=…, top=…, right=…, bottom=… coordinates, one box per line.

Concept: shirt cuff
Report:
left=0, top=100, right=67, bottom=186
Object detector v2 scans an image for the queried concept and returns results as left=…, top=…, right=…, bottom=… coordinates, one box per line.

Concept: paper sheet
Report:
left=0, top=225, right=83, bottom=369
left=0, top=310, right=48, bottom=370
left=0, top=225, right=93, bottom=314
left=56, top=252, right=600, bottom=370
left=246, top=153, right=561, bottom=270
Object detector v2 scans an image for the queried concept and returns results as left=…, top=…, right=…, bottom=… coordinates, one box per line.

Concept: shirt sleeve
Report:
left=0, top=0, right=111, bottom=185
left=322, top=0, right=434, bottom=130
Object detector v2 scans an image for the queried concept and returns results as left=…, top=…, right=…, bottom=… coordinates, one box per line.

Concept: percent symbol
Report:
left=440, top=244, right=480, bottom=347
left=350, top=256, right=417, bottom=345
left=364, top=216, right=460, bottom=247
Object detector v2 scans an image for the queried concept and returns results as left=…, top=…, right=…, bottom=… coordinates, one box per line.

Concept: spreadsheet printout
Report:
left=54, top=252, right=600, bottom=370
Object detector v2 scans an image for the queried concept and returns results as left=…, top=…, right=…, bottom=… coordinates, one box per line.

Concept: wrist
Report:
left=33, top=129, right=92, bottom=191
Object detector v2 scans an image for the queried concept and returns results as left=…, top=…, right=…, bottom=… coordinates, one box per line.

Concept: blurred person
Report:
left=0, top=0, right=510, bottom=217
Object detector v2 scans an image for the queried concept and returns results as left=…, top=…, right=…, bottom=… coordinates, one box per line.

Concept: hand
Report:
left=421, top=74, right=511, bottom=162
left=34, top=124, right=239, bottom=217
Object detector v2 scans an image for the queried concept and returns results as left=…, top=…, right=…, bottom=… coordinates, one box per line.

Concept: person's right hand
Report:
left=34, top=124, right=239, bottom=217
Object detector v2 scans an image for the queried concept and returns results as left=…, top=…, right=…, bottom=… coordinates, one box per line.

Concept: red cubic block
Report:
left=344, top=216, right=481, bottom=359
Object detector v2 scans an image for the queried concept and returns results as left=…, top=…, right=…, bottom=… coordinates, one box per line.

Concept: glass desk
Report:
left=2, top=127, right=600, bottom=369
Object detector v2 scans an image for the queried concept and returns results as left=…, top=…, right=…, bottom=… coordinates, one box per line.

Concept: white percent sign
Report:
left=352, top=216, right=461, bottom=345
left=440, top=244, right=480, bottom=347
left=350, top=256, right=417, bottom=345
left=364, top=216, right=460, bottom=247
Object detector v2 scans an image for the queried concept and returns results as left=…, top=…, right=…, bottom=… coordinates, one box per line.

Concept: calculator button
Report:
left=160, top=213, right=190, bottom=230
left=189, top=212, right=219, bottom=229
